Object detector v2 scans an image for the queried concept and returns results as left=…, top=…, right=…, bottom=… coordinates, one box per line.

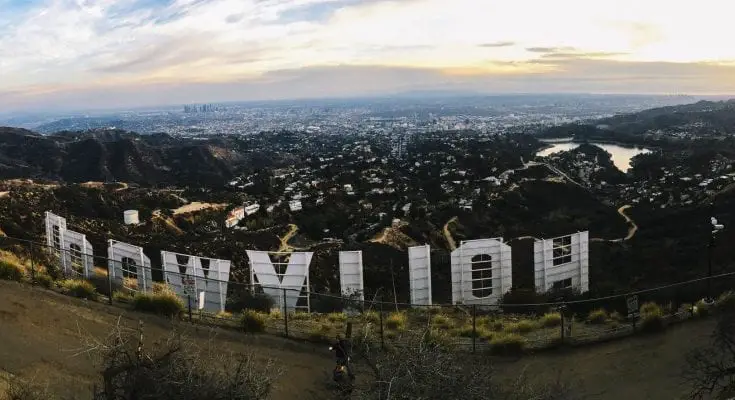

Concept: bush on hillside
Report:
left=241, top=310, right=268, bottom=333
left=540, top=312, right=562, bottom=328
left=226, top=290, right=274, bottom=313
left=0, top=260, right=24, bottom=282
left=489, top=334, right=527, bottom=356
left=504, top=320, right=535, bottom=334
left=34, top=273, right=53, bottom=289
left=694, top=299, right=711, bottom=317
left=639, top=302, right=665, bottom=333
left=60, top=279, right=97, bottom=300
left=587, top=309, right=608, bottom=325
left=385, top=312, right=407, bottom=330
left=308, top=322, right=333, bottom=341
left=716, top=291, right=735, bottom=313
left=431, top=314, right=454, bottom=330
left=361, top=310, right=380, bottom=324
left=132, top=291, right=184, bottom=318
left=327, top=312, right=347, bottom=323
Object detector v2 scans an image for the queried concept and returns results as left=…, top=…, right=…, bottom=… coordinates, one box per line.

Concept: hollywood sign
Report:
left=247, top=232, right=589, bottom=310
left=45, top=211, right=588, bottom=313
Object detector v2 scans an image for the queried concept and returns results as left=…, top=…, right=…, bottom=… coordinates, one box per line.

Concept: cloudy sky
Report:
left=1, top=0, right=735, bottom=111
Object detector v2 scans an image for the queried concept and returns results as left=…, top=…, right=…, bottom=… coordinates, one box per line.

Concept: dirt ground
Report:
left=0, top=280, right=718, bottom=400
left=0, top=281, right=336, bottom=400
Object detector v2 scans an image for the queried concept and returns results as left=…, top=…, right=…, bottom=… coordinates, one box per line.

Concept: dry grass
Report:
left=540, top=312, right=562, bottom=328
left=489, top=334, right=527, bottom=356
left=385, top=312, right=407, bottom=331
left=587, top=309, right=608, bottom=325
left=504, top=320, right=536, bottom=334
left=59, top=279, right=96, bottom=300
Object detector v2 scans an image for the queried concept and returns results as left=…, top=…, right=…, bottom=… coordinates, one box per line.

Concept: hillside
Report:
left=0, top=127, right=241, bottom=186
left=0, top=280, right=718, bottom=400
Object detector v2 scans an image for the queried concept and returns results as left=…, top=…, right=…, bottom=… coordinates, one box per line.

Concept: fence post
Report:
left=379, top=299, right=385, bottom=350
left=472, top=304, right=477, bottom=353
left=283, top=288, right=289, bottom=338
left=29, top=242, right=35, bottom=284
left=187, top=294, right=193, bottom=323
left=107, top=264, right=113, bottom=305
left=559, top=304, right=566, bottom=345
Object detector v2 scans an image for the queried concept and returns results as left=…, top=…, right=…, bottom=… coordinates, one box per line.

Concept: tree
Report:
left=684, top=303, right=735, bottom=399
left=351, top=328, right=576, bottom=400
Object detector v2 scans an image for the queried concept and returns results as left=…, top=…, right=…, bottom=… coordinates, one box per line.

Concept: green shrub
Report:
left=431, top=314, right=454, bottom=330
left=455, top=324, right=491, bottom=338
left=290, top=311, right=311, bottom=320
left=491, top=320, right=504, bottom=331
left=422, top=329, right=454, bottom=349
left=34, top=273, right=53, bottom=289
left=0, top=260, right=24, bottom=282
left=694, top=299, right=711, bottom=317
left=475, top=316, right=492, bottom=327
left=241, top=310, right=268, bottom=333
left=385, top=312, right=407, bottom=330
left=716, top=291, right=735, bottom=312
left=609, top=311, right=623, bottom=322
left=489, top=334, right=527, bottom=356
left=269, top=308, right=282, bottom=320
left=309, top=323, right=333, bottom=341
left=362, top=310, right=380, bottom=324
left=504, top=320, right=535, bottom=334
left=587, top=309, right=608, bottom=325
left=640, top=302, right=664, bottom=333
left=226, top=290, right=274, bottom=313
left=132, top=291, right=184, bottom=318
left=540, top=312, right=562, bottom=328
left=60, top=279, right=97, bottom=300
left=327, top=312, right=347, bottom=323
left=112, top=290, right=134, bottom=303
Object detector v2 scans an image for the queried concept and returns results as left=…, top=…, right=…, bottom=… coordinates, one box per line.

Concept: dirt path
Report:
left=443, top=216, right=459, bottom=250
left=497, top=318, right=715, bottom=400
left=172, top=202, right=227, bottom=215
left=0, top=281, right=333, bottom=400
left=277, top=224, right=299, bottom=252
left=590, top=205, right=638, bottom=243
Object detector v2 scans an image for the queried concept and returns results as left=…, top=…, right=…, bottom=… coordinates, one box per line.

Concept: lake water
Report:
left=536, top=139, right=653, bottom=172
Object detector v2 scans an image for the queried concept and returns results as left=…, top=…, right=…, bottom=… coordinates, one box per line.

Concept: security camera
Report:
left=712, top=217, right=719, bottom=226
left=714, top=224, right=725, bottom=231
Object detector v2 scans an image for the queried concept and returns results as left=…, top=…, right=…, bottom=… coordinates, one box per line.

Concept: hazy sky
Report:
left=1, top=0, right=735, bottom=111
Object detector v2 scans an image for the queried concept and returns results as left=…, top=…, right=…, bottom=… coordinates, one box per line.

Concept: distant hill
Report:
left=0, top=127, right=241, bottom=186
left=539, top=99, right=735, bottom=141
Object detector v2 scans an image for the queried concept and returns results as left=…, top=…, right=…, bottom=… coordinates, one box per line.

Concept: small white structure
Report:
left=338, top=251, right=364, bottom=300
left=451, top=238, right=512, bottom=306
left=107, top=239, right=153, bottom=292
left=161, top=251, right=232, bottom=312
left=44, top=211, right=93, bottom=278
left=533, top=231, right=589, bottom=293
left=247, top=250, right=312, bottom=312
left=408, top=244, right=432, bottom=306
left=225, top=206, right=245, bottom=228
left=124, top=210, right=139, bottom=225
left=289, top=200, right=303, bottom=212
left=244, top=203, right=260, bottom=216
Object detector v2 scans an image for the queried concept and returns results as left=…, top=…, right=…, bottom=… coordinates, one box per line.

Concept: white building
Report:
left=289, top=200, right=303, bottom=212
left=225, top=207, right=245, bottom=228
left=244, top=203, right=260, bottom=216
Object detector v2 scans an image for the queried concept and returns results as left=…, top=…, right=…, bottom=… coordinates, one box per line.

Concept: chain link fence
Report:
left=0, top=234, right=729, bottom=354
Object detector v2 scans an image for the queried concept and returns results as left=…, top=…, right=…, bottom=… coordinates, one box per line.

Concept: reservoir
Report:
left=536, top=139, right=653, bottom=172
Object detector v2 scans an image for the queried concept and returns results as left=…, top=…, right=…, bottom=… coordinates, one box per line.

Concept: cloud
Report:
left=478, top=41, right=515, bottom=48
left=2, top=0, right=735, bottom=110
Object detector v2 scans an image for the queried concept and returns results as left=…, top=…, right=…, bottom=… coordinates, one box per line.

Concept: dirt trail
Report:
left=0, top=281, right=333, bottom=400
left=443, top=216, right=458, bottom=250
left=277, top=224, right=299, bottom=252
left=590, top=205, right=638, bottom=243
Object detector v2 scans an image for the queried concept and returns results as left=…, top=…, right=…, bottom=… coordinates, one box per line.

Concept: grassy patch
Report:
left=540, top=312, right=562, bottom=328
left=640, top=302, right=664, bottom=333
left=112, top=290, right=134, bottom=303
left=716, top=291, right=735, bottom=313
left=309, top=322, right=334, bottom=341
left=693, top=299, right=711, bottom=317
left=431, top=314, right=454, bottom=330
left=385, top=312, right=407, bottom=331
left=59, top=279, right=97, bottom=300
left=361, top=310, right=380, bottom=324
left=504, top=320, right=535, bottom=334
left=241, top=310, right=268, bottom=333
left=0, top=260, right=24, bottom=282
left=327, top=312, right=347, bottom=323
left=34, top=273, right=53, bottom=289
left=489, top=334, right=527, bottom=356
left=132, top=290, right=184, bottom=318
left=289, top=311, right=311, bottom=320
left=587, top=309, right=608, bottom=325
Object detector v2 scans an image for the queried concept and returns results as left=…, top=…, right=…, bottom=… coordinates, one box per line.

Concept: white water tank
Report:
left=124, top=210, right=139, bottom=225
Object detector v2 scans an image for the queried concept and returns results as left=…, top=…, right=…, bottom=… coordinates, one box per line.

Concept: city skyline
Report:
left=2, top=0, right=735, bottom=111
